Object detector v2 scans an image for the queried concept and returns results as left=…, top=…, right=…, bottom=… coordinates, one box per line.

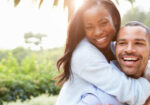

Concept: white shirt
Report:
left=79, top=60, right=150, bottom=105
left=55, top=38, right=150, bottom=105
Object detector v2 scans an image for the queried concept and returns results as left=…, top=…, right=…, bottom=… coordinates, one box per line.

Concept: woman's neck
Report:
left=99, top=46, right=115, bottom=62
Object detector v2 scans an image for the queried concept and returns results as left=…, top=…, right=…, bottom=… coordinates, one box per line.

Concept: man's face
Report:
left=116, top=26, right=150, bottom=78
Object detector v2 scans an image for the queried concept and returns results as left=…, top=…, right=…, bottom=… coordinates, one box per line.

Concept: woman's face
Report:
left=83, top=4, right=116, bottom=49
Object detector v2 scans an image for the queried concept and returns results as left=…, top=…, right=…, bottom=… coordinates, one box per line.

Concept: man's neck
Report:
left=144, top=96, right=150, bottom=105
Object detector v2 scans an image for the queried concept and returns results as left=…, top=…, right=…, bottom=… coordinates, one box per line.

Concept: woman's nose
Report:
left=94, top=28, right=103, bottom=37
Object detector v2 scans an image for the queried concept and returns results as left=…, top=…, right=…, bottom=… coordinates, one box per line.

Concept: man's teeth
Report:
left=123, top=58, right=137, bottom=61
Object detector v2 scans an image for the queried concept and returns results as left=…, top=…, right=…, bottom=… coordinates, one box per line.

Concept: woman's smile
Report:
left=83, top=5, right=116, bottom=49
left=95, top=36, right=107, bottom=43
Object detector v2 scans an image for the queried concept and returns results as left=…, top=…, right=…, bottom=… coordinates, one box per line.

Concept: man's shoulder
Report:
left=147, top=60, right=150, bottom=70
left=143, top=60, right=150, bottom=81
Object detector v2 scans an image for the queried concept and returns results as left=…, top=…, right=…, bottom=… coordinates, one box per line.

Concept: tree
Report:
left=127, top=0, right=135, bottom=8
left=122, top=7, right=150, bottom=27
left=24, top=32, right=47, bottom=50
left=12, top=0, right=72, bottom=19
left=12, top=47, right=31, bottom=64
left=12, top=0, right=136, bottom=20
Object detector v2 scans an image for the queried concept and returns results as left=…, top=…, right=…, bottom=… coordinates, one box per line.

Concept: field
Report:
left=4, top=95, right=58, bottom=105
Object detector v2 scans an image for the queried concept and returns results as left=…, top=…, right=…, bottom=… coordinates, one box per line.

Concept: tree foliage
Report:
left=122, top=7, right=150, bottom=27
left=24, top=32, right=47, bottom=50
left=12, top=0, right=136, bottom=8
left=11, top=0, right=137, bottom=20
left=0, top=47, right=64, bottom=104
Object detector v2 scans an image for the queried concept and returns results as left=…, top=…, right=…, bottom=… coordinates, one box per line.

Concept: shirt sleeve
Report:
left=71, top=40, right=150, bottom=105
left=78, top=93, right=102, bottom=105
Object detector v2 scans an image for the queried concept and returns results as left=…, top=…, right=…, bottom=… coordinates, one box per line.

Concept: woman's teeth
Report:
left=96, top=37, right=106, bottom=42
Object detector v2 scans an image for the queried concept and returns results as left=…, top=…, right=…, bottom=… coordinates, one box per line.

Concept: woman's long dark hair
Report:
left=56, top=0, right=121, bottom=85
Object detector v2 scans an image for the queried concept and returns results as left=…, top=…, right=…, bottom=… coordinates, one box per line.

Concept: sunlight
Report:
left=0, top=0, right=68, bottom=50
left=0, top=0, right=149, bottom=50
left=74, top=0, right=84, bottom=11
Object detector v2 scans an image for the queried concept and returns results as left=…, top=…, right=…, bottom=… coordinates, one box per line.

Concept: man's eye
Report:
left=119, top=43, right=125, bottom=45
left=135, top=42, right=144, bottom=45
left=117, top=42, right=126, bottom=45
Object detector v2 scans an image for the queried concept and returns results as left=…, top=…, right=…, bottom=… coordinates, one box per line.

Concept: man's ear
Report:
left=149, top=38, right=150, bottom=59
left=149, top=51, right=150, bottom=60
left=149, top=43, right=150, bottom=58
left=149, top=49, right=150, bottom=60
left=149, top=42, right=150, bottom=58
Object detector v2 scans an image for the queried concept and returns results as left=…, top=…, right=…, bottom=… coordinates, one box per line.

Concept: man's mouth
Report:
left=120, top=56, right=140, bottom=66
left=123, top=57, right=139, bottom=62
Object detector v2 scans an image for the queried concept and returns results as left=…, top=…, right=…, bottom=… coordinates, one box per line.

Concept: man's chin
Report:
left=122, top=67, right=138, bottom=78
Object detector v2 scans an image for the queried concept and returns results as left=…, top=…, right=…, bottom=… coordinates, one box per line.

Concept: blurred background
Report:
left=0, top=0, right=150, bottom=105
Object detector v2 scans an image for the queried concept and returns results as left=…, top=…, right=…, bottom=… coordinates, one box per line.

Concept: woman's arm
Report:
left=71, top=39, right=150, bottom=105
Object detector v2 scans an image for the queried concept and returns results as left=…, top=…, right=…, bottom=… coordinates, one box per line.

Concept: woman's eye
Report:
left=100, top=21, right=108, bottom=26
left=86, top=26, right=93, bottom=30
left=102, top=21, right=107, bottom=25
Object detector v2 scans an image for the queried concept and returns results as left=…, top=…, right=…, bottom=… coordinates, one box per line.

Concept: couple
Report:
left=55, top=0, right=150, bottom=105
left=77, top=21, right=150, bottom=105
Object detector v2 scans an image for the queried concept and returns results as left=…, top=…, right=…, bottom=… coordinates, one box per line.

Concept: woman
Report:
left=55, top=0, right=150, bottom=105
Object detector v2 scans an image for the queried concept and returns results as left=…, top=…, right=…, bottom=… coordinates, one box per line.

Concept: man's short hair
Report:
left=124, top=21, right=150, bottom=36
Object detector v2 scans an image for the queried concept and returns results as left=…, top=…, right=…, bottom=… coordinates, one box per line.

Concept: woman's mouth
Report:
left=95, top=37, right=107, bottom=43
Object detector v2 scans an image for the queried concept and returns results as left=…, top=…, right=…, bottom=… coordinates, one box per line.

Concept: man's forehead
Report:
left=117, top=26, right=148, bottom=40
left=120, top=26, right=146, bottom=34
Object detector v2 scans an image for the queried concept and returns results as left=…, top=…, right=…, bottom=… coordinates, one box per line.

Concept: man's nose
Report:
left=125, top=43, right=136, bottom=54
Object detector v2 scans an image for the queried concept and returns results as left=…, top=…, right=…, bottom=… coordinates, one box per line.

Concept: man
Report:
left=116, top=21, right=150, bottom=79
left=116, top=21, right=150, bottom=105
left=79, top=21, right=150, bottom=105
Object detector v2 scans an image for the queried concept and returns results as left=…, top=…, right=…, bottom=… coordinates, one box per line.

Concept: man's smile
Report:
left=120, top=56, right=141, bottom=67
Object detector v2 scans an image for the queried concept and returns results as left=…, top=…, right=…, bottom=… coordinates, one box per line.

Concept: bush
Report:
left=0, top=48, right=63, bottom=105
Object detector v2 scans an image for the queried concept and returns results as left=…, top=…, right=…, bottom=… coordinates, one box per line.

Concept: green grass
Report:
left=4, top=94, right=58, bottom=105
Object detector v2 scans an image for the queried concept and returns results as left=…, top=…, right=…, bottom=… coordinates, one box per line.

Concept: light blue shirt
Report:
left=78, top=61, right=127, bottom=105
left=55, top=38, right=150, bottom=105
left=79, top=85, right=125, bottom=105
